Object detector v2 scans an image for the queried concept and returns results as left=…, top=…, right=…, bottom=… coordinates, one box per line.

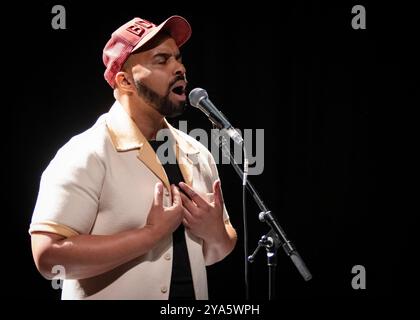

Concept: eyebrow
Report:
left=153, top=52, right=182, bottom=61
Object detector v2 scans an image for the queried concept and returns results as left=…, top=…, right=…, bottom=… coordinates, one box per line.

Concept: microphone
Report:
left=189, top=88, right=243, bottom=145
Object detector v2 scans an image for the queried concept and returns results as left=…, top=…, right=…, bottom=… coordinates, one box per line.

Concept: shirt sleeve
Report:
left=29, top=137, right=105, bottom=237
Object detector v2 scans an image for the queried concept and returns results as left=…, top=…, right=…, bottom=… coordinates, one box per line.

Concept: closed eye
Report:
left=153, top=52, right=182, bottom=65
left=155, top=54, right=169, bottom=64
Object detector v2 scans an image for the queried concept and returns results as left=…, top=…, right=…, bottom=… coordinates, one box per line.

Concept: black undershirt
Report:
left=149, top=140, right=195, bottom=300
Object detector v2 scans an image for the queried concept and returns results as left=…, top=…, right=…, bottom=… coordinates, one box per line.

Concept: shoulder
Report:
left=64, top=114, right=109, bottom=151
left=46, top=114, right=110, bottom=172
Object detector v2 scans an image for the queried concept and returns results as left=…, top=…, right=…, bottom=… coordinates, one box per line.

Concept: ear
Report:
left=115, top=71, right=135, bottom=93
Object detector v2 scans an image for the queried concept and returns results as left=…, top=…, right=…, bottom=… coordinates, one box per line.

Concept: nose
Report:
left=173, top=60, right=186, bottom=77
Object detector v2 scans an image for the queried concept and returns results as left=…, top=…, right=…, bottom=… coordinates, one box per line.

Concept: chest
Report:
left=91, top=150, right=213, bottom=234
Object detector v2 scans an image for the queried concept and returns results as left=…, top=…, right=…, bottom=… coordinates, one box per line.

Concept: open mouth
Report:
left=172, top=85, right=185, bottom=96
left=170, top=80, right=187, bottom=97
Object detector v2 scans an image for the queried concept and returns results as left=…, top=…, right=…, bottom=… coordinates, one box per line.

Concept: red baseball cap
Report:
left=103, top=15, right=191, bottom=87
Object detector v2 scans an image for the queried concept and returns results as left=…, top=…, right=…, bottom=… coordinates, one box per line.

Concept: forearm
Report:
left=32, top=226, right=160, bottom=280
left=203, top=222, right=237, bottom=266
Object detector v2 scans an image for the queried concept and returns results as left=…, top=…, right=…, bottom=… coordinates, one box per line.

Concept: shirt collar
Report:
left=105, top=100, right=199, bottom=156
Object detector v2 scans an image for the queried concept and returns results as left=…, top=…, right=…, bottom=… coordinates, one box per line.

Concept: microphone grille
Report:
left=188, top=88, right=208, bottom=107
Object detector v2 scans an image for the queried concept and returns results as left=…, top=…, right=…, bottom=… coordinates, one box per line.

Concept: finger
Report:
left=213, top=179, right=224, bottom=207
left=182, top=218, right=191, bottom=229
left=179, top=191, right=195, bottom=208
left=178, top=182, right=207, bottom=207
left=183, top=207, right=197, bottom=224
left=171, top=184, right=181, bottom=207
left=154, top=182, right=163, bottom=207
left=180, top=192, right=199, bottom=216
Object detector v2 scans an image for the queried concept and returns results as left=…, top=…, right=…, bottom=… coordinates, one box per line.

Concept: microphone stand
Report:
left=216, top=134, right=312, bottom=300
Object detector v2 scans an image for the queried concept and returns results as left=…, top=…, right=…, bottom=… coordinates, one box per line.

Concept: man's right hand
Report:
left=145, top=182, right=184, bottom=240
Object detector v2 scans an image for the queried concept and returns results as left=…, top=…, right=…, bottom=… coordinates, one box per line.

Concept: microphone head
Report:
left=188, top=88, right=208, bottom=108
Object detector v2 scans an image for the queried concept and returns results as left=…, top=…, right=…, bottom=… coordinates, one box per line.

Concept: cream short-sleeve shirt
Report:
left=30, top=101, right=230, bottom=299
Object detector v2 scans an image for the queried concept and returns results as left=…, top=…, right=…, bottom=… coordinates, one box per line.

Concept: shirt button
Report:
left=164, top=189, right=170, bottom=196
left=161, top=286, right=168, bottom=293
left=164, top=253, right=171, bottom=260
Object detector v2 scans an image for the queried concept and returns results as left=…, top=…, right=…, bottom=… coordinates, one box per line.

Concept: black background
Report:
left=4, top=0, right=411, bottom=303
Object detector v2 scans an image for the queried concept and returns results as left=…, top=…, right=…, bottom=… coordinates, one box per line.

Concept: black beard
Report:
left=134, top=80, right=186, bottom=118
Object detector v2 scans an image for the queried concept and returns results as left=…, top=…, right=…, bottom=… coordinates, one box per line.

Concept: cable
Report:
left=217, top=133, right=250, bottom=299
left=242, top=148, right=249, bottom=300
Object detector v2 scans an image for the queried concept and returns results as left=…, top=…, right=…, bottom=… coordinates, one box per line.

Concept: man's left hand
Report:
left=178, top=180, right=227, bottom=243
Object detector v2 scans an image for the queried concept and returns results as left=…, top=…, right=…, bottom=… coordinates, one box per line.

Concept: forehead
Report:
left=133, top=34, right=179, bottom=58
left=123, top=33, right=181, bottom=70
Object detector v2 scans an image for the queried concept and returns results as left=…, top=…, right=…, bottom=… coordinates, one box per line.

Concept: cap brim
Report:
left=132, top=15, right=191, bottom=53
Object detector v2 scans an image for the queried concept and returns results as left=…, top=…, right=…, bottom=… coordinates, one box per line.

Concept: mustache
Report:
left=169, top=74, right=187, bottom=88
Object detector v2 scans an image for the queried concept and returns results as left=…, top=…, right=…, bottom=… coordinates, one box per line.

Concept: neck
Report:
left=117, top=95, right=166, bottom=140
